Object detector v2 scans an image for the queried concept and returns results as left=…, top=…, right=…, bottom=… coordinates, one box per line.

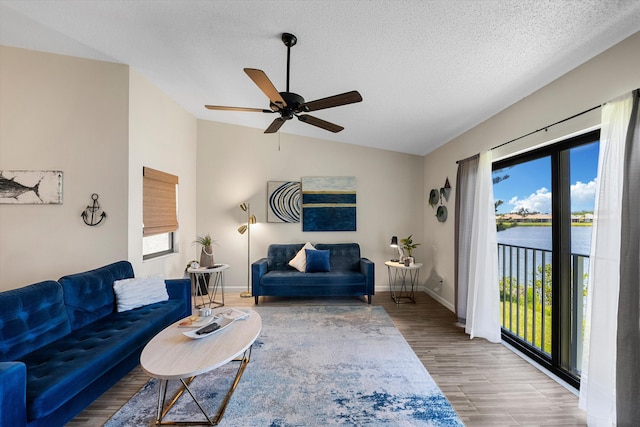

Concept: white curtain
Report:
left=579, top=91, right=635, bottom=426
left=454, top=154, right=479, bottom=325
left=462, top=151, right=501, bottom=343
left=456, top=151, right=501, bottom=343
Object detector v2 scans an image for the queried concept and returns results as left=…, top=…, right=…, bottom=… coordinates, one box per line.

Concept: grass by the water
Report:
left=513, top=222, right=592, bottom=227
left=500, top=300, right=552, bottom=354
left=497, top=221, right=593, bottom=229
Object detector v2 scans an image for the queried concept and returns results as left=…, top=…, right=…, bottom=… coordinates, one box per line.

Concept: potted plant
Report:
left=193, top=233, right=216, bottom=268
left=401, top=235, right=420, bottom=266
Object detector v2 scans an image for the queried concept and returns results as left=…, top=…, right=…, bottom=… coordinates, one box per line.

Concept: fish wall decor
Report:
left=0, top=170, right=63, bottom=204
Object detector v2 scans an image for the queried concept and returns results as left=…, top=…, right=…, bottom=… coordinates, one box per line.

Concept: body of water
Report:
left=497, top=225, right=592, bottom=256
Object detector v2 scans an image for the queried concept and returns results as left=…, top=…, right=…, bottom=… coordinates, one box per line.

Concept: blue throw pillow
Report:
left=305, top=249, right=331, bottom=273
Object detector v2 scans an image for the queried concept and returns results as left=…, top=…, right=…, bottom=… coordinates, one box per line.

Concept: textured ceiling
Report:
left=1, top=1, right=639, bottom=155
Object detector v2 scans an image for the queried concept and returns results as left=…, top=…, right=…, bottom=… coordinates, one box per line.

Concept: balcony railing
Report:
left=498, top=243, right=589, bottom=374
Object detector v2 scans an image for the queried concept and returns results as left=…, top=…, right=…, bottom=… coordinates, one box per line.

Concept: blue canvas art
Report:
left=302, top=176, right=356, bottom=231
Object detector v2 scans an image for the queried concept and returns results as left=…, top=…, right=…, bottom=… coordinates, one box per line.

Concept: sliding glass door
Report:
left=493, top=130, right=599, bottom=388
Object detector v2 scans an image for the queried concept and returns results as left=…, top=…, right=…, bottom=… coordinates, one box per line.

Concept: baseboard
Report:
left=422, top=287, right=455, bottom=312
left=226, top=284, right=457, bottom=313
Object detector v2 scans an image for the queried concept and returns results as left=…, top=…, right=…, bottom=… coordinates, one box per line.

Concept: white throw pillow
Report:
left=113, top=274, right=169, bottom=312
left=288, top=242, right=316, bottom=272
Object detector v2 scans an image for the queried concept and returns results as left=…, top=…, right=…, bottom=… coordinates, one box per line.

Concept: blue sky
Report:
left=493, top=141, right=599, bottom=214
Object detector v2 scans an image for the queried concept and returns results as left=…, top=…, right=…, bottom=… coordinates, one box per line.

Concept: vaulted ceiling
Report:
left=1, top=1, right=639, bottom=155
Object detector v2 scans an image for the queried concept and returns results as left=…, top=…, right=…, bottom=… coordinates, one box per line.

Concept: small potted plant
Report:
left=401, top=235, right=420, bottom=266
left=193, top=233, right=216, bottom=268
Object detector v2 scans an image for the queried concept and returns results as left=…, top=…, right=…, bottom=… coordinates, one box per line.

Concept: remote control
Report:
left=196, top=322, right=220, bottom=335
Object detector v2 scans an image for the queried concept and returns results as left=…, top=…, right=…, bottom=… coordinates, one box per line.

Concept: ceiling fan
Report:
left=205, top=33, right=362, bottom=134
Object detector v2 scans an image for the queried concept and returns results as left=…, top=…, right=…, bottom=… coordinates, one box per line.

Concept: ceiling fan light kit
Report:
left=204, top=33, right=362, bottom=134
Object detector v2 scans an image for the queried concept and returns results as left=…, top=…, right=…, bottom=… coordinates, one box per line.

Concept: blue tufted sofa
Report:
left=0, top=261, right=191, bottom=427
left=252, top=243, right=374, bottom=304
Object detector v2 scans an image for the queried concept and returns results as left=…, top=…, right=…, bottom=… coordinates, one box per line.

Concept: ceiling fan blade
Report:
left=298, top=115, right=344, bottom=133
left=205, top=105, right=273, bottom=113
left=244, top=68, right=287, bottom=107
left=298, top=90, right=362, bottom=112
left=265, top=117, right=286, bottom=133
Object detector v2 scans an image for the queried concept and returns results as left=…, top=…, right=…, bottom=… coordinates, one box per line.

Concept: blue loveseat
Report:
left=252, top=243, right=375, bottom=304
left=0, top=261, right=191, bottom=427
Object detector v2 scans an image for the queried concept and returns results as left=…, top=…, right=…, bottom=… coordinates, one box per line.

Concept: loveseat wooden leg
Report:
left=254, top=296, right=259, bottom=305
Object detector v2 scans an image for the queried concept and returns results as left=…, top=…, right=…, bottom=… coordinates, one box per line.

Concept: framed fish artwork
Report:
left=0, top=170, right=63, bottom=204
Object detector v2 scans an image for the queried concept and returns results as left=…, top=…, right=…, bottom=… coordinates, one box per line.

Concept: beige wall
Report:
left=4, top=31, right=637, bottom=303
left=423, top=31, right=640, bottom=311
left=0, top=45, right=423, bottom=295
left=0, top=47, right=199, bottom=291
left=0, top=46, right=129, bottom=290
left=128, top=69, right=198, bottom=280
left=196, top=121, right=425, bottom=293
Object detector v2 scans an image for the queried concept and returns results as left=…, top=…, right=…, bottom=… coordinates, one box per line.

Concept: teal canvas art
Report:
left=302, top=176, right=356, bottom=231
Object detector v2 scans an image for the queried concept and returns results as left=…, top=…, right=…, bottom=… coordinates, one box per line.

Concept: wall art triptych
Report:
left=267, top=177, right=357, bottom=231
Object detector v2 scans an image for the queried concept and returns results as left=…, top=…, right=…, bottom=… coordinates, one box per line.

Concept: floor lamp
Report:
left=238, top=202, right=256, bottom=298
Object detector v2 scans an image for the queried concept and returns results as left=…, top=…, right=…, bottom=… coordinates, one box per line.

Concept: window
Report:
left=493, top=130, right=599, bottom=388
left=142, top=167, right=178, bottom=259
left=143, top=233, right=173, bottom=258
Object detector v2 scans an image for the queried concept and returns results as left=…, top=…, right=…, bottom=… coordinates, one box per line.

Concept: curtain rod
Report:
left=455, top=153, right=479, bottom=165
left=489, top=104, right=601, bottom=151
left=455, top=103, right=601, bottom=164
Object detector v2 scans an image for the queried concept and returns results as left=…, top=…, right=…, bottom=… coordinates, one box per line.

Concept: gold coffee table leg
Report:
left=154, top=347, right=252, bottom=426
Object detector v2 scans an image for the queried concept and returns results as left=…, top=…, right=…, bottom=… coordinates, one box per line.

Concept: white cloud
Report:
left=570, top=180, right=597, bottom=209
left=508, top=187, right=552, bottom=213
left=506, top=180, right=597, bottom=214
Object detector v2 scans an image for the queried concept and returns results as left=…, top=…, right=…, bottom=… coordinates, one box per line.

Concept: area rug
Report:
left=105, top=306, right=463, bottom=426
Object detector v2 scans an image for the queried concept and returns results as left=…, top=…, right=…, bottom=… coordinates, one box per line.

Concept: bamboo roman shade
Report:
left=143, top=167, right=178, bottom=237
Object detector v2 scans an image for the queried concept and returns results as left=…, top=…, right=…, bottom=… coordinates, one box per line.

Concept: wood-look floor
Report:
left=67, top=291, right=586, bottom=426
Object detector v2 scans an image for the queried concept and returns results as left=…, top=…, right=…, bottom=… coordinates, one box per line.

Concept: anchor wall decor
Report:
left=81, top=193, right=107, bottom=226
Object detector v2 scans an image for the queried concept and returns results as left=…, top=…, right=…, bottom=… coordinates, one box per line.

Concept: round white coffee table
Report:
left=140, top=307, right=261, bottom=425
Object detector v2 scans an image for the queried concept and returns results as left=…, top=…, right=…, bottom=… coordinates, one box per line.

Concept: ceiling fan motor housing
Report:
left=271, top=91, right=308, bottom=119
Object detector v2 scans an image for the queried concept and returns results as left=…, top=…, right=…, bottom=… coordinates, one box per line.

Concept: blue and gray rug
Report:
left=106, top=306, right=463, bottom=426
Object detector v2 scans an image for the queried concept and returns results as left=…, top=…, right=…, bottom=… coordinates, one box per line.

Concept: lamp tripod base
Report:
left=240, top=291, right=252, bottom=298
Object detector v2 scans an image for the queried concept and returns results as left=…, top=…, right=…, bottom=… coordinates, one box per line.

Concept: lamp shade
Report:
left=238, top=224, right=248, bottom=234
left=239, top=202, right=248, bottom=212
left=390, top=236, right=398, bottom=247
left=248, top=214, right=256, bottom=224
